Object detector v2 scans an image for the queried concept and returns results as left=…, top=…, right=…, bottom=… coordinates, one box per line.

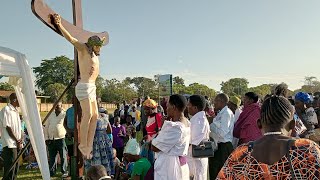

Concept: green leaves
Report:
left=220, top=78, right=249, bottom=96
left=0, top=82, right=14, bottom=91
left=33, top=56, right=74, bottom=91
left=33, top=56, right=74, bottom=102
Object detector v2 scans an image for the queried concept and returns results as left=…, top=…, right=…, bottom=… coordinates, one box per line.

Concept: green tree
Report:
left=299, top=76, right=320, bottom=93
left=173, top=76, right=185, bottom=86
left=103, top=79, right=120, bottom=103
left=220, top=78, right=249, bottom=96
left=186, top=83, right=216, bottom=99
left=0, top=82, right=14, bottom=91
left=249, top=84, right=273, bottom=98
left=173, top=84, right=187, bottom=94
left=96, top=75, right=105, bottom=98
left=129, top=77, right=157, bottom=98
left=102, top=79, right=137, bottom=103
left=33, top=56, right=74, bottom=101
left=46, top=83, right=67, bottom=102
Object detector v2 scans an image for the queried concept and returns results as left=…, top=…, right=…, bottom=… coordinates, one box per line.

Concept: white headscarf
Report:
left=124, top=138, right=140, bottom=155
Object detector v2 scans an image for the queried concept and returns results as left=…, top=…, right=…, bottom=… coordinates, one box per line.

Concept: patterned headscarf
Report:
left=143, top=98, right=158, bottom=109
left=295, top=92, right=311, bottom=104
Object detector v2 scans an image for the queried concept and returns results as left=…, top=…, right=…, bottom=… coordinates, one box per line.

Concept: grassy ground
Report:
left=0, top=163, right=63, bottom=180
left=0, top=108, right=116, bottom=179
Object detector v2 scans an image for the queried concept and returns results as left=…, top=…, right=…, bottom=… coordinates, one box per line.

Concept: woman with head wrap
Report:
left=139, top=98, right=163, bottom=164
left=142, top=98, right=163, bottom=141
left=217, top=96, right=320, bottom=179
left=121, top=138, right=151, bottom=180
left=294, top=92, right=318, bottom=138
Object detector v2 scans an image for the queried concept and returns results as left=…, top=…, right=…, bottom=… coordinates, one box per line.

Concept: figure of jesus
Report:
left=53, top=14, right=105, bottom=159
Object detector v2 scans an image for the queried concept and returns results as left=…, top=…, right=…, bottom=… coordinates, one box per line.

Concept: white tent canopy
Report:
left=0, top=46, right=50, bottom=180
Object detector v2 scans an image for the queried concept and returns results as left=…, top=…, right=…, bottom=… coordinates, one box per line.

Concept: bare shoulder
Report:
left=73, top=41, right=86, bottom=51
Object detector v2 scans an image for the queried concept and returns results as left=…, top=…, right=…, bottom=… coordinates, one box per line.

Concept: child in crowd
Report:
left=86, top=165, right=112, bottom=180
left=123, top=115, right=136, bottom=144
left=121, top=138, right=151, bottom=180
left=112, top=116, right=126, bottom=161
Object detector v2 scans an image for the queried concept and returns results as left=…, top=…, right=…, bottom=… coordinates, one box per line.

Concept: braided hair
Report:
left=260, top=95, right=293, bottom=127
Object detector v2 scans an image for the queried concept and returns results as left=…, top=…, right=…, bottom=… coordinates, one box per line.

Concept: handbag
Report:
left=192, top=140, right=216, bottom=158
left=309, top=128, right=320, bottom=142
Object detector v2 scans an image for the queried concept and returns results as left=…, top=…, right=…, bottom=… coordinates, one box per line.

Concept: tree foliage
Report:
left=173, top=76, right=185, bottom=86
left=32, top=56, right=320, bottom=103
left=96, top=75, right=105, bottom=98
left=186, top=83, right=216, bottom=99
left=33, top=56, right=74, bottom=101
left=220, top=78, right=249, bottom=96
left=46, top=83, right=67, bottom=102
left=249, top=84, right=274, bottom=98
left=0, top=82, right=14, bottom=91
left=297, top=76, right=320, bottom=93
left=102, top=79, right=137, bottom=103
left=126, top=77, right=157, bottom=98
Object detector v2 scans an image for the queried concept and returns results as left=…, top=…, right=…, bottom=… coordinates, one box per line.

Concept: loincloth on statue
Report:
left=75, top=83, right=97, bottom=102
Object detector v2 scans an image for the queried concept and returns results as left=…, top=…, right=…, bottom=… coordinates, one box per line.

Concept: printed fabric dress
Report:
left=85, top=119, right=114, bottom=175
left=217, top=139, right=320, bottom=180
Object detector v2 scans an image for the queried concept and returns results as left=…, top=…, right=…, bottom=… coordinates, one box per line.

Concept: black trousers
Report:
left=2, top=147, right=18, bottom=180
left=209, top=142, right=233, bottom=179
left=47, top=138, right=68, bottom=176
left=115, top=147, right=124, bottom=161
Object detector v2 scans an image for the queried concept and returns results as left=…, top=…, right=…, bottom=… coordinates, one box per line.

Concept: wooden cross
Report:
left=31, top=0, right=108, bottom=178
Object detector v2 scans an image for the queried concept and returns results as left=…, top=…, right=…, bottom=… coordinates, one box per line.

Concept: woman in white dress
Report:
left=151, top=94, right=191, bottom=180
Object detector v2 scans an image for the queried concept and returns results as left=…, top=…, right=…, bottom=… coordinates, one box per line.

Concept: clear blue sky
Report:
left=1, top=0, right=320, bottom=91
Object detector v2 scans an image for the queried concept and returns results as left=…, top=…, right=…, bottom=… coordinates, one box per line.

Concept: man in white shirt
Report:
left=1, top=93, right=22, bottom=180
left=209, top=93, right=234, bottom=179
left=44, top=102, right=68, bottom=177
left=187, top=95, right=210, bottom=180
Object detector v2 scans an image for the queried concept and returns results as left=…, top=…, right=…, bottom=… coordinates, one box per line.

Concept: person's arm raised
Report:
left=53, top=14, right=84, bottom=50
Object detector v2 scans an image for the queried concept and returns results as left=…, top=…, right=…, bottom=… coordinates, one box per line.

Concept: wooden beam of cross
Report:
left=31, top=0, right=109, bottom=179
left=31, top=0, right=109, bottom=44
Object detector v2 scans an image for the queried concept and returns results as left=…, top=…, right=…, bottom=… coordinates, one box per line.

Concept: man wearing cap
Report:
left=227, top=96, right=242, bottom=122
left=228, top=96, right=242, bottom=148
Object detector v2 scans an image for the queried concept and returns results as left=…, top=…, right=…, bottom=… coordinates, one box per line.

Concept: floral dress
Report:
left=85, top=118, right=114, bottom=175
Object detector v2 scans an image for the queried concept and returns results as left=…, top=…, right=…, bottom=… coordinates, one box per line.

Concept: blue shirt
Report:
left=66, top=106, right=75, bottom=130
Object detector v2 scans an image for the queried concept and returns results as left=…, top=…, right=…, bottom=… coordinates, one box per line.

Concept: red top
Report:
left=145, top=113, right=162, bottom=138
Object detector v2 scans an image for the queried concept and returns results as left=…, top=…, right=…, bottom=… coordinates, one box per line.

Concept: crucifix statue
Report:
left=31, top=0, right=109, bottom=162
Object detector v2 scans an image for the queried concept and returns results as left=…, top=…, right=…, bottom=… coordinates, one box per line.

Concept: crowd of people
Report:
left=1, top=83, right=320, bottom=179
left=77, top=84, right=320, bottom=179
